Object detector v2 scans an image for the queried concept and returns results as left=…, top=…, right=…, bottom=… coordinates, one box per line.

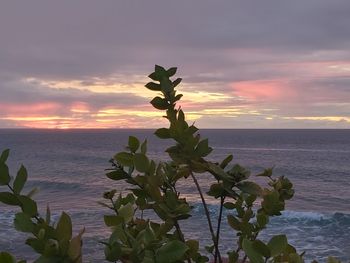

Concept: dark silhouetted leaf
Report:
left=253, top=239, right=271, bottom=258
left=145, top=82, right=161, bottom=91
left=14, top=212, right=35, bottom=233
left=173, top=78, right=182, bottom=87
left=0, top=149, right=10, bottom=163
left=19, top=195, right=37, bottom=217
left=0, top=192, right=20, bottom=206
left=56, top=212, right=72, bottom=241
left=68, top=228, right=85, bottom=263
left=237, top=181, right=263, bottom=196
left=134, top=153, right=149, bottom=173
left=156, top=240, right=188, bottom=263
left=106, top=169, right=129, bottom=181
left=267, top=235, right=288, bottom=257
left=220, top=154, right=233, bottom=169
left=13, top=165, right=28, bottom=194
left=195, top=139, right=212, bottom=157
left=141, top=139, right=147, bottom=154
left=104, top=215, right=123, bottom=227
left=155, top=128, right=171, bottom=139
left=150, top=97, right=169, bottom=110
left=167, top=67, right=177, bottom=77
left=0, top=163, right=10, bottom=185
left=128, top=136, right=140, bottom=152
left=114, top=152, right=134, bottom=167
left=227, top=215, right=241, bottom=231
left=0, top=252, right=16, bottom=263
left=242, top=238, right=264, bottom=263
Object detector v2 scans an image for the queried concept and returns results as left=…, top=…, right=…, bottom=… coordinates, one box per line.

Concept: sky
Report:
left=0, top=0, right=349, bottom=129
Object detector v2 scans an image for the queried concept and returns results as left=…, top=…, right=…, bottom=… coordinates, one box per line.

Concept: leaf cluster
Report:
left=0, top=150, right=84, bottom=263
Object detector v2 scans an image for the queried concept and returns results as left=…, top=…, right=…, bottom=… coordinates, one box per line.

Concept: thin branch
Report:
left=214, top=196, right=225, bottom=263
left=190, top=171, right=222, bottom=263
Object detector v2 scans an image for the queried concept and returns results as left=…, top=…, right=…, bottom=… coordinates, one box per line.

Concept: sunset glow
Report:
left=0, top=1, right=349, bottom=129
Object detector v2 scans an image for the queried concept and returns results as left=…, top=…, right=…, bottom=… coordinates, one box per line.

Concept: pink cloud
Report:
left=231, top=79, right=296, bottom=102
left=0, top=102, right=61, bottom=116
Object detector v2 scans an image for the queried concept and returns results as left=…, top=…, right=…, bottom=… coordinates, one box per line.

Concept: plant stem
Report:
left=7, top=183, right=42, bottom=223
left=190, top=171, right=222, bottom=263
left=174, top=221, right=192, bottom=263
left=214, top=196, right=225, bottom=263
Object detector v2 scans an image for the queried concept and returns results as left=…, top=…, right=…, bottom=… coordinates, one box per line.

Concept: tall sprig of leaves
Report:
left=102, top=65, right=308, bottom=263
left=0, top=149, right=84, bottom=263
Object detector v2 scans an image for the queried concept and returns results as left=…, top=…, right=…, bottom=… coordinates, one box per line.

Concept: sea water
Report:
left=0, top=129, right=349, bottom=262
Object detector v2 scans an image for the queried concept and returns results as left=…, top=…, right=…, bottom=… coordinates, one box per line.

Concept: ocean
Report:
left=0, top=129, right=349, bottom=262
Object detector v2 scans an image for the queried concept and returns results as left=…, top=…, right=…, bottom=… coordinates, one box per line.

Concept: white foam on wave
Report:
left=280, top=210, right=331, bottom=221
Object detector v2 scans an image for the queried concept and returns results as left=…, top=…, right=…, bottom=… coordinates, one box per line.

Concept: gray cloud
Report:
left=0, top=76, right=148, bottom=113
left=0, top=0, right=349, bottom=128
left=1, top=0, right=350, bottom=79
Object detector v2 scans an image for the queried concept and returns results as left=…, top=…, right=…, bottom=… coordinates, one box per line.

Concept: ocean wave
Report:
left=214, top=146, right=350, bottom=154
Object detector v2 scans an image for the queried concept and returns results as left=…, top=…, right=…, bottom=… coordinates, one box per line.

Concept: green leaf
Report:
left=262, top=190, right=284, bottom=216
left=114, top=152, right=134, bottom=167
left=167, top=67, right=177, bottom=77
left=18, top=195, right=38, bottom=217
left=242, top=238, right=264, bottom=263
left=178, top=109, right=185, bottom=122
left=104, top=242, right=122, bottom=262
left=155, top=128, right=171, bottom=139
left=257, top=213, right=269, bottom=228
left=56, top=212, right=72, bottom=241
left=327, top=256, right=342, bottom=263
left=0, top=149, right=10, bottom=163
left=256, top=168, right=273, bottom=177
left=13, top=165, right=28, bottom=194
left=186, top=239, right=199, bottom=257
left=141, top=139, right=147, bottom=154
left=14, top=212, right=35, bottom=233
left=237, top=181, right=263, bottom=196
left=133, top=153, right=149, bottom=173
left=207, top=163, right=229, bottom=181
left=174, top=93, right=183, bottom=101
left=145, top=82, right=161, bottom=91
left=194, top=139, right=212, bottom=157
left=128, top=136, right=140, bottom=152
left=0, top=252, right=16, bottom=263
left=106, top=169, right=129, bottom=181
left=118, top=203, right=134, bottom=223
left=68, top=228, right=84, bottom=263
left=267, top=235, right=288, bottom=257
left=0, top=192, right=20, bottom=206
left=173, top=78, right=182, bottom=87
left=207, top=183, right=225, bottom=198
left=0, top=163, right=10, bottom=185
left=155, top=64, right=166, bottom=75
left=289, top=253, right=303, bottom=263
left=150, top=97, right=169, bottom=110
left=220, top=154, right=233, bottom=169
left=104, top=215, right=123, bottom=227
left=227, top=215, right=241, bottom=231
left=26, top=238, right=45, bottom=254
left=156, top=240, right=189, bottom=263
left=252, top=239, right=271, bottom=258
left=223, top=202, right=235, bottom=209
left=160, top=77, right=173, bottom=93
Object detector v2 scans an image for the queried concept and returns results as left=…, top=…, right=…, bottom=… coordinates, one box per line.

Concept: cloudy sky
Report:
left=1, top=0, right=349, bottom=128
